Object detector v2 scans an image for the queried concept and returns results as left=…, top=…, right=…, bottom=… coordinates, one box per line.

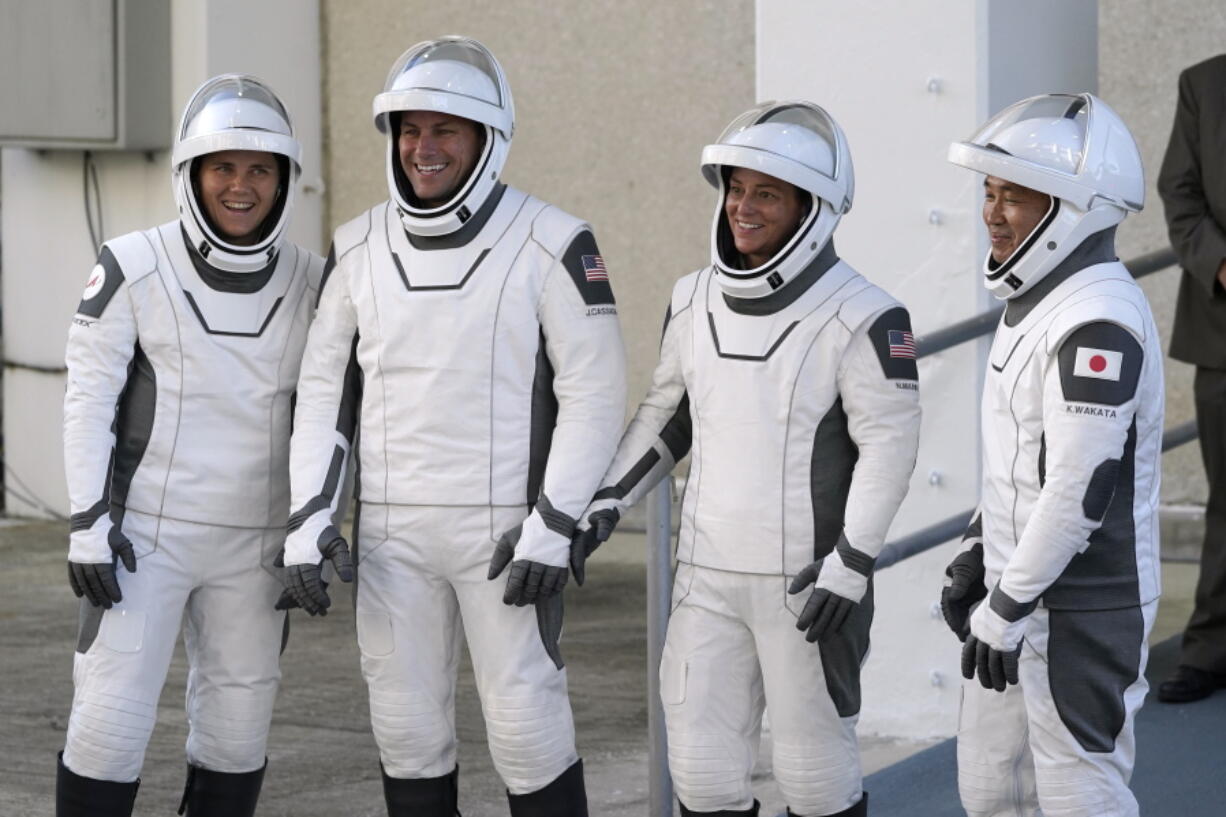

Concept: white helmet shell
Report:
left=172, top=74, right=301, bottom=273
left=947, top=93, right=1144, bottom=299
left=701, top=101, right=854, bottom=299
left=373, top=36, right=513, bottom=237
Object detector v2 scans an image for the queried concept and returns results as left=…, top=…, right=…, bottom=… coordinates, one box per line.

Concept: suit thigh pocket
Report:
left=356, top=610, right=395, bottom=658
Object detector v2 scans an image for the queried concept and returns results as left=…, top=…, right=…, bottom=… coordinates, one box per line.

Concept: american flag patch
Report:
left=582, top=255, right=608, bottom=282
left=888, top=329, right=916, bottom=359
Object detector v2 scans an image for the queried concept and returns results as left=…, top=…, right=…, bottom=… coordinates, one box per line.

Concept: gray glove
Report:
left=488, top=524, right=569, bottom=606
left=275, top=534, right=354, bottom=616
left=788, top=561, right=859, bottom=642
left=961, top=634, right=1021, bottom=692
left=68, top=527, right=137, bottom=609
left=940, top=541, right=987, bottom=642
left=569, top=508, right=619, bottom=586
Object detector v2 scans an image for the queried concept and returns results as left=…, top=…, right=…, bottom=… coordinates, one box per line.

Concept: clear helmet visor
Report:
left=180, top=75, right=293, bottom=142
left=967, top=94, right=1089, bottom=176
left=716, top=101, right=841, bottom=179
left=384, top=37, right=503, bottom=109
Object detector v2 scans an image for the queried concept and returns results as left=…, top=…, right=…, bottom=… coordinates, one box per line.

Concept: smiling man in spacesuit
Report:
left=279, top=36, right=625, bottom=816
left=941, top=93, right=1164, bottom=817
left=571, top=101, right=922, bottom=817
left=58, top=75, right=323, bottom=817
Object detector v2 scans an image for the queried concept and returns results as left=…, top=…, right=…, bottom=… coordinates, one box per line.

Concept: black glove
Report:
left=536, top=591, right=565, bottom=670
left=961, top=634, right=1021, bottom=692
left=569, top=508, right=619, bottom=586
left=68, top=528, right=137, bottom=609
left=488, top=524, right=569, bottom=606
left=274, top=535, right=354, bottom=616
left=787, top=562, right=859, bottom=642
left=940, top=541, right=986, bottom=642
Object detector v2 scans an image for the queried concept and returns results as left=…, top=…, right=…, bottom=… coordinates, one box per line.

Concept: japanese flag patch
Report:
left=1072, top=347, right=1123, bottom=381
left=1057, top=322, right=1142, bottom=407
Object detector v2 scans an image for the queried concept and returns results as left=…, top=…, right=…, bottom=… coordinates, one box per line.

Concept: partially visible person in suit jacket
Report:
left=1159, top=53, right=1226, bottom=703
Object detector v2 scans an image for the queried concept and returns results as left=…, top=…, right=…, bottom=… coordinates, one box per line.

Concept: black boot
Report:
left=788, top=791, right=868, bottom=817
left=382, top=764, right=460, bottom=816
left=506, top=759, right=587, bottom=817
left=176, top=760, right=266, bottom=817
left=679, top=799, right=759, bottom=816
left=56, top=752, right=139, bottom=817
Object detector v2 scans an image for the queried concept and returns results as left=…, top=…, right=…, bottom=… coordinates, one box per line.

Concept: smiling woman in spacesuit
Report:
left=58, top=75, right=324, bottom=817
left=571, top=101, right=923, bottom=817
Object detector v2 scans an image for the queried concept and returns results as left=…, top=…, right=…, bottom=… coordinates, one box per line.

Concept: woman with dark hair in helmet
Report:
left=571, top=101, right=923, bottom=817
left=58, top=75, right=325, bottom=816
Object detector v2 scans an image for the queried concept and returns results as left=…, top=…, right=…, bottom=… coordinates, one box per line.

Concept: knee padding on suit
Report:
left=484, top=690, right=577, bottom=793
left=788, top=790, right=867, bottom=817
left=1034, top=762, right=1135, bottom=817
left=369, top=687, right=455, bottom=777
left=668, top=730, right=754, bottom=812
left=64, top=689, right=157, bottom=781
left=772, top=739, right=860, bottom=816
left=957, top=746, right=1034, bottom=817
left=680, top=800, right=759, bottom=816
left=186, top=685, right=275, bottom=772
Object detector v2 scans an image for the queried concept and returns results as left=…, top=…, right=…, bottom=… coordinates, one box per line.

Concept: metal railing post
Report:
left=647, top=477, right=675, bottom=817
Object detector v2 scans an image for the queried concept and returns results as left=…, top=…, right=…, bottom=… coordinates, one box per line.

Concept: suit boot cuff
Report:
left=507, top=758, right=588, bottom=817
left=56, top=751, right=139, bottom=817
left=382, top=764, right=460, bottom=816
left=177, top=760, right=266, bottom=817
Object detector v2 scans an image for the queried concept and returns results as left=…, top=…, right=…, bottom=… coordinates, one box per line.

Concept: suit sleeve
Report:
left=584, top=301, right=691, bottom=523
left=1158, top=66, right=1226, bottom=295
left=63, top=248, right=138, bottom=562
left=836, top=306, right=922, bottom=565
left=994, top=321, right=1144, bottom=610
left=514, top=230, right=628, bottom=553
left=284, top=243, right=361, bottom=566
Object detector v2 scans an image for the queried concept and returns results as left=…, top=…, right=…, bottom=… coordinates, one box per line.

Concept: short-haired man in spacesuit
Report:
left=278, top=37, right=626, bottom=816
left=941, top=93, right=1164, bottom=817
left=571, top=101, right=922, bottom=817
left=58, top=75, right=323, bottom=817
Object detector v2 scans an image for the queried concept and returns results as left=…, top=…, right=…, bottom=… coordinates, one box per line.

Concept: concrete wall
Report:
left=1100, top=2, right=1226, bottom=505
left=321, top=0, right=755, bottom=420
left=0, top=0, right=322, bottom=517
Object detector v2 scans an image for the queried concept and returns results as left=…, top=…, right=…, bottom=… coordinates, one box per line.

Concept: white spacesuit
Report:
left=575, top=102, right=921, bottom=817
left=281, top=37, right=625, bottom=816
left=58, top=76, right=323, bottom=817
left=943, top=93, right=1163, bottom=817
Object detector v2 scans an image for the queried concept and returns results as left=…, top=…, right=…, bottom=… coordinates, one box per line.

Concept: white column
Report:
left=756, top=0, right=1096, bottom=739
left=0, top=0, right=322, bottom=519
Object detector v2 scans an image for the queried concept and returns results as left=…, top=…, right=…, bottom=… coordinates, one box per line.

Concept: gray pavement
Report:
left=0, top=519, right=1201, bottom=816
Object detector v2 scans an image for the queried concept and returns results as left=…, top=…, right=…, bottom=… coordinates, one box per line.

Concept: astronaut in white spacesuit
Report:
left=571, top=101, right=921, bottom=817
left=279, top=36, right=625, bottom=816
left=58, top=75, right=323, bottom=817
left=941, top=93, right=1164, bottom=817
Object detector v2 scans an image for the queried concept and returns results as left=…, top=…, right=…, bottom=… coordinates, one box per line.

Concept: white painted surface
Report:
left=757, top=0, right=1097, bottom=738
left=1, top=0, right=322, bottom=519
